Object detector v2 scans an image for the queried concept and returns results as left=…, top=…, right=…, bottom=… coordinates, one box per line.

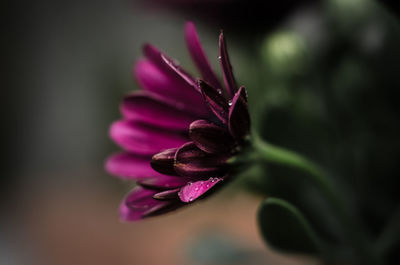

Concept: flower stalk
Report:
left=250, top=133, right=380, bottom=265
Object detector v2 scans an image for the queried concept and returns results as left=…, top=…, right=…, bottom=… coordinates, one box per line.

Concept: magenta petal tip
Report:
left=178, top=177, right=223, bottom=203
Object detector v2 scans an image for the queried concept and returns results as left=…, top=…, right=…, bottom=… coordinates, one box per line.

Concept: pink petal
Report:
left=105, top=152, right=164, bottom=179
left=134, top=59, right=209, bottom=117
left=184, top=22, right=222, bottom=90
left=120, top=187, right=159, bottom=221
left=125, top=186, right=158, bottom=208
left=121, top=91, right=196, bottom=131
left=109, top=120, right=187, bottom=156
left=143, top=44, right=172, bottom=73
left=161, top=54, right=198, bottom=91
left=178, top=177, right=223, bottom=203
left=141, top=201, right=182, bottom=218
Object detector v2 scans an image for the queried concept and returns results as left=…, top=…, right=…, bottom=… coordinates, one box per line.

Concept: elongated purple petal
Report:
left=120, top=202, right=144, bottom=221
left=143, top=44, right=172, bottom=73
left=110, top=120, right=187, bottom=156
left=219, top=32, right=237, bottom=98
left=141, top=201, right=182, bottom=218
left=228, top=86, right=250, bottom=140
left=153, top=188, right=180, bottom=200
left=189, top=120, right=233, bottom=153
left=120, top=187, right=159, bottom=221
left=178, top=177, right=223, bottom=203
left=161, top=54, right=199, bottom=91
left=184, top=22, right=222, bottom=90
left=121, top=187, right=181, bottom=220
left=134, top=59, right=209, bottom=117
left=138, top=175, right=187, bottom=189
left=199, top=80, right=229, bottom=124
left=125, top=187, right=157, bottom=207
left=151, top=148, right=178, bottom=176
left=174, top=142, right=228, bottom=178
left=121, top=91, right=196, bottom=130
left=105, top=152, right=164, bottom=179
left=144, top=44, right=200, bottom=91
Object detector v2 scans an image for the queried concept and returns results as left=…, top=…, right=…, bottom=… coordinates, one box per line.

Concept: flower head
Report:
left=106, top=22, right=250, bottom=221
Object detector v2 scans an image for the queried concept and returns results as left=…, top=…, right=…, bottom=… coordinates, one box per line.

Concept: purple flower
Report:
left=106, top=22, right=250, bottom=221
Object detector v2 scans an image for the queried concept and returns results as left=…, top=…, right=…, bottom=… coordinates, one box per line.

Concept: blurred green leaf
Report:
left=258, top=197, right=322, bottom=255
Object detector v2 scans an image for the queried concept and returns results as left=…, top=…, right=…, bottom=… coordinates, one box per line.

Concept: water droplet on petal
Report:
left=228, top=100, right=233, bottom=106
left=218, top=56, right=222, bottom=60
left=189, top=197, right=194, bottom=202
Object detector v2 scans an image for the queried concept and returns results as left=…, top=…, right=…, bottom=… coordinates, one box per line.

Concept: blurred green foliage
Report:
left=236, top=0, right=400, bottom=264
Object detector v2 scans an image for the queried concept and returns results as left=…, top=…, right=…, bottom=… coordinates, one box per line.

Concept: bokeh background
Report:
left=3, top=0, right=400, bottom=264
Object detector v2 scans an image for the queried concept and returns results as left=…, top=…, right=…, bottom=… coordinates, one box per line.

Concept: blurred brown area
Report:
left=20, top=177, right=314, bottom=265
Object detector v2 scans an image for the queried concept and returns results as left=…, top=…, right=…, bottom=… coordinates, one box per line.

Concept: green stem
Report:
left=251, top=133, right=379, bottom=265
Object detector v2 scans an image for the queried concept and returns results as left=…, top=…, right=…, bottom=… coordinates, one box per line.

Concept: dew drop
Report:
left=188, top=182, right=192, bottom=186
left=189, top=197, right=194, bottom=202
left=218, top=56, right=222, bottom=60
left=228, top=100, right=233, bottom=106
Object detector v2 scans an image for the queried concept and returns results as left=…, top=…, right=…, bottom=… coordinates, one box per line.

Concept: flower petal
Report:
left=134, top=59, right=209, bottom=117
left=120, top=201, right=144, bottom=221
left=199, top=80, right=229, bottom=123
left=110, top=120, right=187, bottom=156
left=219, top=32, right=237, bottom=98
left=105, top=152, right=164, bottom=179
left=161, top=54, right=199, bottom=91
left=189, top=120, right=233, bottom=153
left=178, top=177, right=223, bottom=203
left=174, top=142, right=228, bottom=178
left=141, top=201, right=182, bottom=218
left=143, top=44, right=172, bottom=73
left=151, top=148, right=178, bottom=176
left=138, top=175, right=187, bottom=189
left=144, top=44, right=199, bottom=91
left=121, top=91, right=196, bottom=130
left=120, top=187, right=159, bottom=221
left=125, top=186, right=158, bottom=208
left=184, top=22, right=222, bottom=90
left=228, top=86, right=250, bottom=140
left=121, top=186, right=181, bottom=220
left=153, top=188, right=180, bottom=200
